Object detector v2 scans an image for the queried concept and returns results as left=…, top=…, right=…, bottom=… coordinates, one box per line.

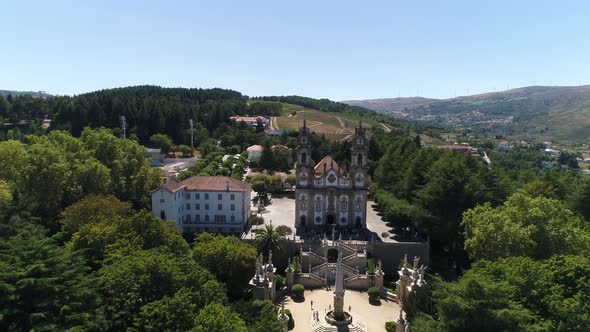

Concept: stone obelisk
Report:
left=333, top=249, right=345, bottom=320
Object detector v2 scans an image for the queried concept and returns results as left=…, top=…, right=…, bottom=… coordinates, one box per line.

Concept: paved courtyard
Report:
left=283, top=288, right=401, bottom=332
left=244, top=195, right=400, bottom=243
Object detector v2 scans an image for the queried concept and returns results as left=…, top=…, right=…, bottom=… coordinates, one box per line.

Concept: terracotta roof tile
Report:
left=314, top=156, right=344, bottom=176
left=180, top=176, right=251, bottom=192
left=161, top=180, right=183, bottom=193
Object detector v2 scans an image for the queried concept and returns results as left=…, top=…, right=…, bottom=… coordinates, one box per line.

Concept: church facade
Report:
left=295, top=121, right=369, bottom=230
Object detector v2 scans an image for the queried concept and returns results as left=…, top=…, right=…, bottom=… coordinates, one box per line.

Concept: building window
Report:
left=341, top=199, right=347, bottom=212
left=230, top=215, right=235, bottom=223
left=186, top=203, right=191, bottom=210
left=230, top=194, right=235, bottom=200
left=196, top=214, right=201, bottom=223
left=205, top=193, right=209, bottom=200
left=205, top=215, right=210, bottom=222
left=187, top=214, right=192, bottom=223
left=218, top=193, right=222, bottom=200
left=315, top=216, right=322, bottom=224
left=215, top=215, right=227, bottom=223
left=230, top=204, right=235, bottom=211
left=160, top=210, right=166, bottom=219
left=315, top=198, right=322, bottom=211
left=196, top=203, right=200, bottom=210
left=196, top=193, right=200, bottom=200
left=341, top=217, right=347, bottom=224
left=160, top=198, right=165, bottom=203
left=300, top=195, right=306, bottom=209
left=217, top=204, right=222, bottom=210
left=356, top=198, right=362, bottom=211
left=205, top=204, right=209, bottom=210
left=186, top=193, right=191, bottom=199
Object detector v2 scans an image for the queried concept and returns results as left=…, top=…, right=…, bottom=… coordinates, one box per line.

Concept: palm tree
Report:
left=255, top=224, right=286, bottom=257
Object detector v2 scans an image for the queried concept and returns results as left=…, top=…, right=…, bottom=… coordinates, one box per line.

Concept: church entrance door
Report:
left=327, top=248, right=338, bottom=263
left=327, top=214, right=335, bottom=225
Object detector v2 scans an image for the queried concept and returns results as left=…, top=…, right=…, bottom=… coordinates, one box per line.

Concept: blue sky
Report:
left=2, top=0, right=589, bottom=100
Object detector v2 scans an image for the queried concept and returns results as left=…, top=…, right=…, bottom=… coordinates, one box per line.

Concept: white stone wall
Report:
left=151, top=188, right=182, bottom=226
left=152, top=188, right=251, bottom=235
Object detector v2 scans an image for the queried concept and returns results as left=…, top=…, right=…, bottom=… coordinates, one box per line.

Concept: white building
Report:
left=151, top=176, right=251, bottom=236
left=247, top=145, right=263, bottom=160
left=230, top=115, right=269, bottom=127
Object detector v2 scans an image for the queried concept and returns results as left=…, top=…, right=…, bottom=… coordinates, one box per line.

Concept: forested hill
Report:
left=0, top=89, right=52, bottom=98
left=1, top=86, right=442, bottom=145
left=343, top=85, right=590, bottom=143
left=50, top=86, right=249, bottom=144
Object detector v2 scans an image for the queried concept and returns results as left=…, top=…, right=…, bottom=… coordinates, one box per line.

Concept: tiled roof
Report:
left=161, top=180, right=183, bottom=193
left=314, top=155, right=343, bottom=176
left=160, top=176, right=250, bottom=193
left=247, top=145, right=263, bottom=151
left=181, top=176, right=251, bottom=192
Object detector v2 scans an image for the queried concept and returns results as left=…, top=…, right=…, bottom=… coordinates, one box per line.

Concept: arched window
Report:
left=340, top=198, right=348, bottom=212
left=340, top=217, right=347, bottom=225
left=301, top=152, right=307, bottom=165
left=357, top=153, right=363, bottom=166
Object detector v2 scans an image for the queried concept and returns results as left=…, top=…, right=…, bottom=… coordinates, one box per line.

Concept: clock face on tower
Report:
left=301, top=136, right=308, bottom=144
left=357, top=137, right=364, bottom=145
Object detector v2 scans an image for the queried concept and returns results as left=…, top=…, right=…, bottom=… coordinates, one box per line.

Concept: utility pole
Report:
left=119, top=115, right=127, bottom=139
left=189, top=119, right=194, bottom=149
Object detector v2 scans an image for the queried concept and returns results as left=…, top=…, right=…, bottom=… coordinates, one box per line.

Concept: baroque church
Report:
left=295, top=120, right=369, bottom=230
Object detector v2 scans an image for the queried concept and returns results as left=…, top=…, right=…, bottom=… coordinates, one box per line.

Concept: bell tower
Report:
left=296, top=120, right=312, bottom=187
left=350, top=121, right=368, bottom=188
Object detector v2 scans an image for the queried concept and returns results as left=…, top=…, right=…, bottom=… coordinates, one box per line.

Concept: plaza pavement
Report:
left=282, top=288, right=401, bottom=332
left=243, top=195, right=400, bottom=243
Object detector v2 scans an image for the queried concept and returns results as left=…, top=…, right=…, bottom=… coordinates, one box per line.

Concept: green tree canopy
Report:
left=69, top=210, right=190, bottom=265
left=60, top=194, right=131, bottom=236
left=414, top=256, right=590, bottom=331
left=99, top=248, right=223, bottom=331
left=192, top=303, right=247, bottom=332
left=192, top=233, right=257, bottom=299
left=0, top=237, right=105, bottom=331
left=150, top=133, right=173, bottom=154
left=255, top=224, right=286, bottom=259
left=462, top=191, right=590, bottom=260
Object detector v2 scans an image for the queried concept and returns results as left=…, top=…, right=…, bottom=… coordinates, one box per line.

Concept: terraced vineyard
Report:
left=273, top=104, right=373, bottom=141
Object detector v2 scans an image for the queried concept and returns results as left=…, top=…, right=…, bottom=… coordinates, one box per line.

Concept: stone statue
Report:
left=419, top=265, right=426, bottom=281
left=255, top=254, right=262, bottom=279
left=413, top=256, right=420, bottom=270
